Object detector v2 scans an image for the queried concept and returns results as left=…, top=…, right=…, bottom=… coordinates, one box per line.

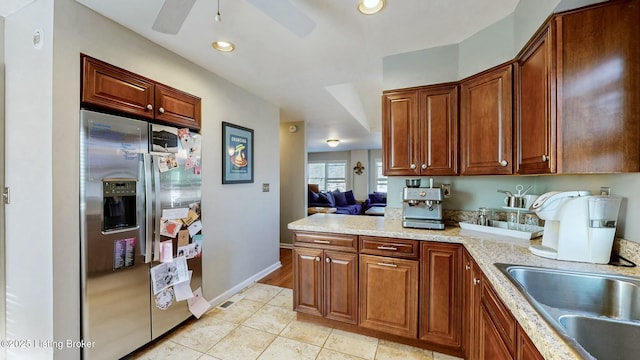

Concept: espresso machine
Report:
left=402, top=179, right=445, bottom=230
left=529, top=190, right=623, bottom=264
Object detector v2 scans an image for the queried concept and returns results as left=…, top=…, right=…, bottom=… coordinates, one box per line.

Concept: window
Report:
left=308, top=161, right=346, bottom=192
left=375, top=159, right=387, bottom=192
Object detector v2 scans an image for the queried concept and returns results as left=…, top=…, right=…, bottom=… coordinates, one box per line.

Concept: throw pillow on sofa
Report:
left=369, top=192, right=387, bottom=204
left=332, top=190, right=348, bottom=207
left=317, top=193, right=328, bottom=204
left=344, top=190, right=357, bottom=205
left=308, top=190, right=320, bottom=203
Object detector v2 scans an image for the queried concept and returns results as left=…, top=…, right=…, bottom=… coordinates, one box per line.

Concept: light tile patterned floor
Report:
left=131, top=283, right=463, bottom=360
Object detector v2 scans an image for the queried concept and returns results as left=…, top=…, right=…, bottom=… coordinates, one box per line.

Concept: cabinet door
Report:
left=382, top=90, right=419, bottom=176
left=463, top=250, right=482, bottom=360
left=477, top=304, right=512, bottom=360
left=292, top=247, right=323, bottom=317
left=460, top=63, right=513, bottom=175
left=556, top=1, right=640, bottom=173
left=155, top=83, right=202, bottom=131
left=516, top=23, right=556, bottom=175
left=516, top=325, right=544, bottom=360
left=81, top=54, right=155, bottom=119
left=419, top=85, right=459, bottom=175
left=419, top=243, right=462, bottom=348
left=359, top=254, right=418, bottom=337
left=324, top=251, right=358, bottom=324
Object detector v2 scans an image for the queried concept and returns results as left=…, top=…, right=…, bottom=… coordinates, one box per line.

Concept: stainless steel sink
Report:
left=495, top=263, right=640, bottom=360
left=559, top=315, right=640, bottom=360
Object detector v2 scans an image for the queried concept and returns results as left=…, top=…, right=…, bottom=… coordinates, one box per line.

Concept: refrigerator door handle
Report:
left=143, top=153, right=153, bottom=263
left=152, top=155, right=162, bottom=262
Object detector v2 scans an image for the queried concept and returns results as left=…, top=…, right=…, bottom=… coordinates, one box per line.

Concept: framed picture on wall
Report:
left=222, top=122, right=254, bottom=184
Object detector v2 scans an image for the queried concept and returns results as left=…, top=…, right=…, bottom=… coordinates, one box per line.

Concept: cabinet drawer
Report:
left=359, top=236, right=419, bottom=259
left=481, top=274, right=516, bottom=356
left=294, top=232, right=357, bottom=252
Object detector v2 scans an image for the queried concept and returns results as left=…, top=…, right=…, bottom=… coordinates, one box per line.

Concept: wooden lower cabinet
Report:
left=516, top=325, right=544, bottom=360
left=464, top=250, right=544, bottom=360
left=419, top=242, right=463, bottom=353
left=477, top=304, right=512, bottom=360
left=293, top=232, right=544, bottom=359
left=292, top=247, right=358, bottom=324
left=359, top=254, right=418, bottom=337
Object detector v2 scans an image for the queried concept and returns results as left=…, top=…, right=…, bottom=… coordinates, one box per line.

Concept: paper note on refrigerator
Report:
left=174, top=271, right=194, bottom=301
left=160, top=219, right=182, bottom=238
left=187, top=287, right=210, bottom=319
left=150, top=257, right=190, bottom=294
left=188, top=220, right=203, bottom=237
left=163, top=208, right=189, bottom=220
left=160, top=240, right=173, bottom=263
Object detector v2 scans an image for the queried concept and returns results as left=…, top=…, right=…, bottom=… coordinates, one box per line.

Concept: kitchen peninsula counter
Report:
left=288, top=213, right=640, bottom=360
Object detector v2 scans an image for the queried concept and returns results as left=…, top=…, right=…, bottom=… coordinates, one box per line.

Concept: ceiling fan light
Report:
left=212, top=40, right=235, bottom=52
left=358, top=0, right=385, bottom=15
left=326, top=139, right=340, bottom=147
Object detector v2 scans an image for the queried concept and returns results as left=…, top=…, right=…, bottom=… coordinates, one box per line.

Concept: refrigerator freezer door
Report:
left=80, top=110, right=151, bottom=360
left=149, top=124, right=203, bottom=339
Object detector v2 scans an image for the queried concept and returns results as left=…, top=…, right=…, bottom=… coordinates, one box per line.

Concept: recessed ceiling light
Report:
left=358, top=0, right=385, bottom=15
left=212, top=40, right=235, bottom=52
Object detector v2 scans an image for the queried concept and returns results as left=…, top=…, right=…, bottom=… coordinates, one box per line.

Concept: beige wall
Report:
left=1, top=1, right=283, bottom=358
left=280, top=121, right=306, bottom=245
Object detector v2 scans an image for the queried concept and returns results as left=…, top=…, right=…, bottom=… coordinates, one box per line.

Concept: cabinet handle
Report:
left=377, top=262, right=398, bottom=268
left=421, top=164, right=427, bottom=170
left=158, top=107, right=165, bottom=114
left=500, top=160, right=508, bottom=167
left=377, top=246, right=398, bottom=251
left=473, top=278, right=481, bottom=286
left=410, top=164, right=417, bottom=170
left=313, top=240, right=330, bottom=244
left=541, top=154, right=549, bottom=162
left=316, top=256, right=321, bottom=262
left=146, top=104, right=153, bottom=110
left=465, top=264, right=471, bottom=271
left=326, top=257, right=331, bottom=263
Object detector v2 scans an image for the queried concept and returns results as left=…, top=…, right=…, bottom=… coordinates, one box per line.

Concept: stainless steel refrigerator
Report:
left=80, top=109, right=203, bottom=359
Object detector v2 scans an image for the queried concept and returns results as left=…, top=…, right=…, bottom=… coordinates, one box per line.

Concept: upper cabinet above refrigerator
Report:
left=81, top=54, right=202, bottom=131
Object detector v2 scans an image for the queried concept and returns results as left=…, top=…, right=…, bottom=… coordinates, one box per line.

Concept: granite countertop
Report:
left=288, top=213, right=640, bottom=360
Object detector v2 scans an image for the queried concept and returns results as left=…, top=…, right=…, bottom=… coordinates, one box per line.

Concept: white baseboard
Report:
left=207, top=260, right=283, bottom=308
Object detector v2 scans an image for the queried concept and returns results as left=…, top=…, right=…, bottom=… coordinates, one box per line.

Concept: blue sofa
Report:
left=366, top=192, right=387, bottom=209
left=308, top=188, right=363, bottom=215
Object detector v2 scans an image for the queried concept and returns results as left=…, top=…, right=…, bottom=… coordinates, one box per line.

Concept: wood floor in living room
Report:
left=130, top=248, right=461, bottom=359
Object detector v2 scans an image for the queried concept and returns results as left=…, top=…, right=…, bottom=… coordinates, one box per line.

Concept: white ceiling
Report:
left=0, top=0, right=34, bottom=17
left=54, top=1, right=519, bottom=151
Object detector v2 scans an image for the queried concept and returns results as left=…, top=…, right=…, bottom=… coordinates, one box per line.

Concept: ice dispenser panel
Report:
left=103, top=179, right=137, bottom=232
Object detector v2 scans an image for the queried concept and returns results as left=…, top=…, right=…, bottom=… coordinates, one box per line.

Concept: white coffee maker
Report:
left=529, top=190, right=622, bottom=264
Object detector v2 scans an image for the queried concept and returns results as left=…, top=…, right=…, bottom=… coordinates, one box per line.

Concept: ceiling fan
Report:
left=152, top=0, right=316, bottom=37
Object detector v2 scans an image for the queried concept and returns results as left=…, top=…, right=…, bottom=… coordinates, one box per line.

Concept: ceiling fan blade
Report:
left=152, top=0, right=197, bottom=35
left=246, top=0, right=316, bottom=37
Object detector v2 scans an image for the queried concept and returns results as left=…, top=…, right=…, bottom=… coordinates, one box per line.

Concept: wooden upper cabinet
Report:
left=155, top=83, right=202, bottom=130
left=382, top=90, right=419, bottom=176
left=419, top=85, right=459, bottom=175
left=81, top=54, right=202, bottom=131
left=555, top=0, right=640, bottom=173
left=382, top=84, right=458, bottom=176
left=515, top=22, right=556, bottom=175
left=81, top=54, right=155, bottom=119
left=460, top=63, right=514, bottom=175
